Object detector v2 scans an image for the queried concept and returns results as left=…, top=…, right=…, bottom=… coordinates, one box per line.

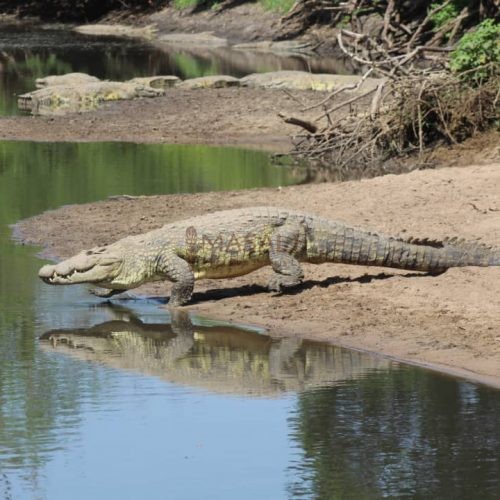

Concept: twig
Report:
left=370, top=82, right=386, bottom=118
left=300, top=67, right=373, bottom=111
left=416, top=81, right=426, bottom=155
left=314, top=86, right=377, bottom=122
left=337, top=31, right=395, bottom=78
left=382, top=0, right=395, bottom=47
left=281, top=88, right=308, bottom=107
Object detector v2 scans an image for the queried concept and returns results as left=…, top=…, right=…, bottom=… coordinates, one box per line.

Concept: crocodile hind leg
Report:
left=157, top=251, right=195, bottom=307
left=268, top=222, right=306, bottom=293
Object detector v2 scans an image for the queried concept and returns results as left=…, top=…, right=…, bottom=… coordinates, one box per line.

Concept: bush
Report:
left=259, top=0, right=295, bottom=14
left=450, top=18, right=500, bottom=82
left=429, top=2, right=460, bottom=30
left=172, top=0, right=199, bottom=8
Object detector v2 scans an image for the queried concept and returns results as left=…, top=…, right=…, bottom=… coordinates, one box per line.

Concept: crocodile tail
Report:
left=400, top=236, right=500, bottom=270
left=332, top=232, right=499, bottom=272
left=307, top=222, right=499, bottom=271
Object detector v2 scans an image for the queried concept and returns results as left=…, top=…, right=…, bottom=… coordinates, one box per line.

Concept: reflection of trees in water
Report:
left=282, top=155, right=426, bottom=184
left=160, top=45, right=356, bottom=79
left=40, top=309, right=390, bottom=396
left=287, top=369, right=500, bottom=498
left=0, top=313, right=110, bottom=497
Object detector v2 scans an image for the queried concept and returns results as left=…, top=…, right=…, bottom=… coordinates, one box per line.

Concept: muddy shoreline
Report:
left=16, top=162, right=500, bottom=386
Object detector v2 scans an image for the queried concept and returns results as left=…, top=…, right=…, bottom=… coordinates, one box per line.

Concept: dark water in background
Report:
left=0, top=23, right=354, bottom=115
left=0, top=139, right=499, bottom=499
left=0, top=24, right=499, bottom=500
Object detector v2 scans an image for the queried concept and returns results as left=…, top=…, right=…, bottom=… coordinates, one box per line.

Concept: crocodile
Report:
left=35, top=72, right=100, bottom=89
left=38, top=207, right=500, bottom=307
left=18, top=81, right=164, bottom=115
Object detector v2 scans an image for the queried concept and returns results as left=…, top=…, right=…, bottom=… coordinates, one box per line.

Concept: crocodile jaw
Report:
left=39, top=248, right=122, bottom=286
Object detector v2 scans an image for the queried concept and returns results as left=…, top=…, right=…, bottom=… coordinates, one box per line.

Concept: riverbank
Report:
left=16, top=162, right=500, bottom=386
left=0, top=87, right=324, bottom=152
left=1, top=87, right=498, bottom=164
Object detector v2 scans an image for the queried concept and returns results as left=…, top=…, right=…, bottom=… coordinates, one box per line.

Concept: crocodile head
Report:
left=133, top=84, right=165, bottom=98
left=39, top=245, right=125, bottom=289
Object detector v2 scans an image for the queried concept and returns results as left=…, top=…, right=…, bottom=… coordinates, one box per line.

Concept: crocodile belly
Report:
left=193, top=257, right=269, bottom=279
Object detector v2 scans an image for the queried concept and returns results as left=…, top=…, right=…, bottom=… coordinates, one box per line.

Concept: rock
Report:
left=177, top=75, right=240, bottom=89
left=157, top=32, right=228, bottom=47
left=240, top=71, right=384, bottom=91
left=127, top=76, right=181, bottom=89
left=36, top=73, right=100, bottom=89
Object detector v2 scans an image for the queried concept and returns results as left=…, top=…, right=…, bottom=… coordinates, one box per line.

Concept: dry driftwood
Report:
left=281, top=72, right=498, bottom=170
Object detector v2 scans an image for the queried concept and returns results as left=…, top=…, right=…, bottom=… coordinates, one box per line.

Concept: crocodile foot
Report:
left=268, top=275, right=303, bottom=294
left=89, top=288, right=122, bottom=298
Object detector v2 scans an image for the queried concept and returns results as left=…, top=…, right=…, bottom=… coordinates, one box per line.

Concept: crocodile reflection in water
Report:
left=40, top=307, right=390, bottom=396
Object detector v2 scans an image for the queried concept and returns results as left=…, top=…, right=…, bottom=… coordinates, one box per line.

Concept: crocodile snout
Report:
left=39, top=264, right=55, bottom=279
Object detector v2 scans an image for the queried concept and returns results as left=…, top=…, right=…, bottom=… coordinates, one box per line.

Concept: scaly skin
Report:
left=38, top=207, right=500, bottom=307
left=18, top=82, right=163, bottom=113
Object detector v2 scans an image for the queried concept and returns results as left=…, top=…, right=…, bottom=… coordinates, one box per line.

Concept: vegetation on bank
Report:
left=450, top=18, right=500, bottom=82
left=282, top=13, right=499, bottom=169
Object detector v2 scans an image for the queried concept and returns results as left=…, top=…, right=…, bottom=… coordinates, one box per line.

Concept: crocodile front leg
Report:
left=268, top=222, right=306, bottom=293
left=156, top=250, right=195, bottom=307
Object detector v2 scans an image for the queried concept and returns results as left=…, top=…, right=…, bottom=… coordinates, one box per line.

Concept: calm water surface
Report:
left=0, top=24, right=354, bottom=115
left=0, top=139, right=499, bottom=499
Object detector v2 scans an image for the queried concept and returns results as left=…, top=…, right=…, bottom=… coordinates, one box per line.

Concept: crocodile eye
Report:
left=87, top=247, right=107, bottom=255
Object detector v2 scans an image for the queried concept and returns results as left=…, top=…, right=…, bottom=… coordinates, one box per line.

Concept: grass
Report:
left=172, top=0, right=295, bottom=13
left=259, top=0, right=295, bottom=13
left=172, top=0, right=199, bottom=9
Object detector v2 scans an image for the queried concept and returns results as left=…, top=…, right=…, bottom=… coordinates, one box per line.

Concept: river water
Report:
left=0, top=26, right=499, bottom=500
left=0, top=23, right=354, bottom=115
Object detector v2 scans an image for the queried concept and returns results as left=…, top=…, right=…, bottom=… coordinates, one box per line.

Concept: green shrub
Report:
left=172, top=0, right=200, bottom=8
left=450, top=18, right=500, bottom=82
left=429, top=2, right=460, bottom=30
left=259, top=0, right=295, bottom=14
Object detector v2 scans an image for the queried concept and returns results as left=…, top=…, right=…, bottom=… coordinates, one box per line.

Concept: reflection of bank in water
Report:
left=40, top=310, right=390, bottom=397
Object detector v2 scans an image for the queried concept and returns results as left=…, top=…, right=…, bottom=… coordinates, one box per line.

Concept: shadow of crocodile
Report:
left=40, top=305, right=390, bottom=397
left=185, top=270, right=429, bottom=304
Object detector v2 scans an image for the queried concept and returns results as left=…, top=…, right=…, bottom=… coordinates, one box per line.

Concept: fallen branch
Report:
left=278, top=113, right=318, bottom=133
